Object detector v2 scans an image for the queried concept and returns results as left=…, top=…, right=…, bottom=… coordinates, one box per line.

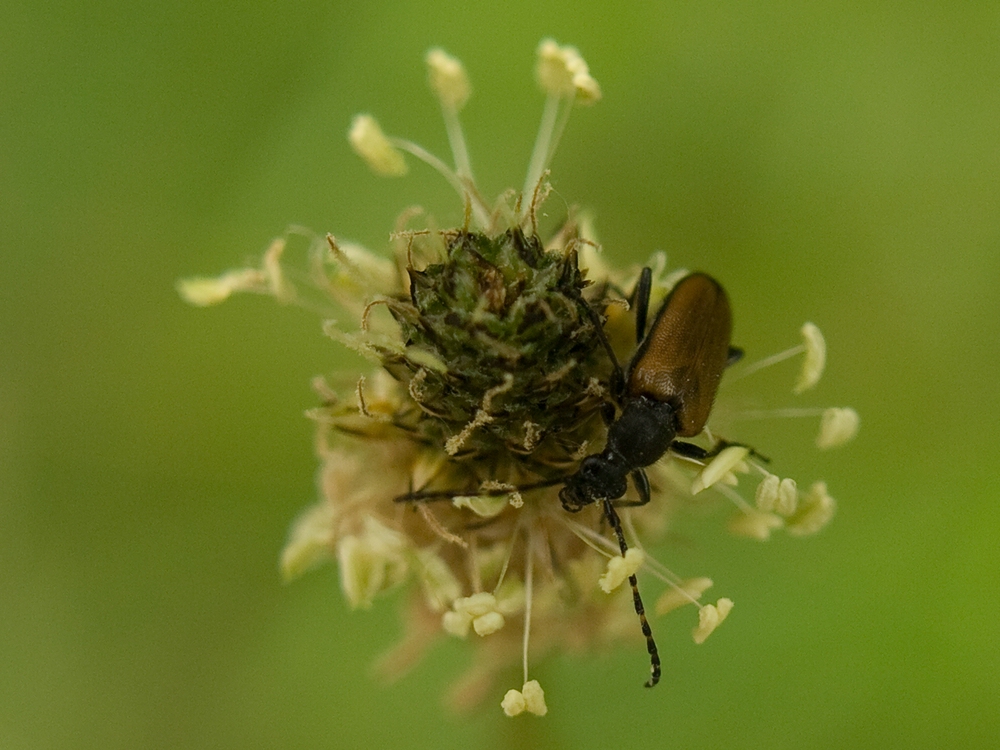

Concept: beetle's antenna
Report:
left=602, top=500, right=661, bottom=687
left=575, top=292, right=625, bottom=398
left=393, top=476, right=565, bottom=504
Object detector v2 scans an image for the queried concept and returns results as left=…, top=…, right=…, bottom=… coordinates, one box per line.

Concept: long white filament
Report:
left=522, top=528, right=535, bottom=685
left=388, top=137, right=491, bottom=227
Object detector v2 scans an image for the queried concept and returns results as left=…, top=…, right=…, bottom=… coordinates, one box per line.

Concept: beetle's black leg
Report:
left=670, top=438, right=771, bottom=465
left=602, top=499, right=661, bottom=688
left=600, top=400, right=617, bottom=426
left=669, top=440, right=710, bottom=460
left=631, top=267, right=653, bottom=345
left=727, top=346, right=744, bottom=367
left=704, top=439, right=770, bottom=464
left=612, top=468, right=651, bottom=507
left=615, top=469, right=651, bottom=508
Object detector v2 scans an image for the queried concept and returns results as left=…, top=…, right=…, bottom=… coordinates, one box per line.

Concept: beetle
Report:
left=559, top=269, right=736, bottom=688
left=394, top=268, right=738, bottom=689
left=561, top=269, right=735, bottom=514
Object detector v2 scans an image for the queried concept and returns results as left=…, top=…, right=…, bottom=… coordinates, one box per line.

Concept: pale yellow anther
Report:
left=755, top=473, right=798, bottom=516
left=177, top=277, right=229, bottom=307
left=692, top=446, right=750, bottom=495
left=426, top=48, right=471, bottom=110
left=442, top=610, right=472, bottom=638
left=331, top=239, right=397, bottom=289
left=521, top=680, right=548, bottom=716
left=176, top=268, right=266, bottom=306
left=776, top=477, right=799, bottom=516
left=478, top=480, right=524, bottom=510
left=262, top=237, right=294, bottom=303
left=816, top=407, right=860, bottom=450
left=535, top=39, right=601, bottom=102
left=455, top=591, right=498, bottom=617
left=336, top=538, right=384, bottom=610
left=501, top=688, right=527, bottom=717
left=280, top=501, right=335, bottom=582
left=452, top=494, right=508, bottom=518
left=501, top=680, right=547, bottom=717
left=536, top=39, right=574, bottom=96
left=403, top=347, right=447, bottom=373
left=348, top=114, right=408, bottom=177
left=572, top=72, right=602, bottom=103
left=692, top=598, right=734, bottom=644
left=415, top=548, right=462, bottom=612
left=728, top=509, right=784, bottom=540
left=786, top=481, right=836, bottom=536
left=599, top=548, right=645, bottom=593
left=447, top=592, right=506, bottom=636
left=655, top=577, right=714, bottom=616
left=336, top=516, right=409, bottom=609
left=472, top=611, right=505, bottom=636
left=755, top=473, right=780, bottom=512
left=794, top=322, right=826, bottom=393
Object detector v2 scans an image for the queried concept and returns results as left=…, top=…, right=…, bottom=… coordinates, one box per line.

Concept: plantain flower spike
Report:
left=179, top=41, right=856, bottom=716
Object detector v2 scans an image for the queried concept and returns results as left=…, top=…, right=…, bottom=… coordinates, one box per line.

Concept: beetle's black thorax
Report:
left=604, top=395, right=679, bottom=470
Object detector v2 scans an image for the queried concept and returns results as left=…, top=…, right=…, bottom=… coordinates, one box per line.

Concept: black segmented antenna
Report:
left=602, top=499, right=661, bottom=688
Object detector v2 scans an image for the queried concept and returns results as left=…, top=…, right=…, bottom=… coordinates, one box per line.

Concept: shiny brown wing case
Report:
left=625, top=273, right=732, bottom=437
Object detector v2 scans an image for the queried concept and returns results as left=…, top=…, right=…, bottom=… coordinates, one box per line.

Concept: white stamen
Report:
left=442, top=610, right=472, bottom=638
left=786, top=482, right=837, bottom=535
left=522, top=92, right=561, bottom=205
left=280, top=501, right=335, bottom=582
left=336, top=517, right=409, bottom=609
left=776, top=477, right=799, bottom=516
left=387, top=136, right=490, bottom=227
left=732, top=407, right=825, bottom=421
left=425, top=48, right=475, bottom=183
left=176, top=268, right=266, bottom=306
left=472, top=611, right=505, bottom=636
left=415, top=548, right=462, bottom=612
left=712, top=482, right=756, bottom=514
left=599, top=548, right=645, bottom=593
left=728, top=508, right=784, bottom=540
left=500, top=679, right=547, bottom=718
left=693, top=598, right=734, bottom=644
left=426, top=47, right=471, bottom=110
left=453, top=493, right=508, bottom=518
left=816, top=407, right=860, bottom=449
left=535, top=39, right=600, bottom=101
left=754, top=473, right=780, bottom=512
left=692, top=446, right=750, bottom=494
left=455, top=591, right=497, bottom=617
left=559, top=515, right=618, bottom=557
left=522, top=39, right=600, bottom=207
left=655, top=577, right=714, bottom=616
left=501, top=688, right=526, bottom=717
left=730, top=346, right=803, bottom=381
left=348, top=114, right=408, bottom=176
left=522, top=530, right=535, bottom=684
left=521, top=680, right=548, bottom=716
left=795, top=322, right=826, bottom=393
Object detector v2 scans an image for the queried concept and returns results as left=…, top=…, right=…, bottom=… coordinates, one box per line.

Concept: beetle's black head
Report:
left=559, top=454, right=629, bottom=512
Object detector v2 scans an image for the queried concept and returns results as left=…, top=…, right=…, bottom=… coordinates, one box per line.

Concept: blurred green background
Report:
left=3, top=1, right=998, bottom=748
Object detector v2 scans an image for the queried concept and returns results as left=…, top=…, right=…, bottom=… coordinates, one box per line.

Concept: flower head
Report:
left=180, top=42, right=857, bottom=716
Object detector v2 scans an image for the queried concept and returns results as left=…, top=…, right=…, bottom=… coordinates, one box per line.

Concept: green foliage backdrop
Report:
left=3, top=1, right=998, bottom=747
